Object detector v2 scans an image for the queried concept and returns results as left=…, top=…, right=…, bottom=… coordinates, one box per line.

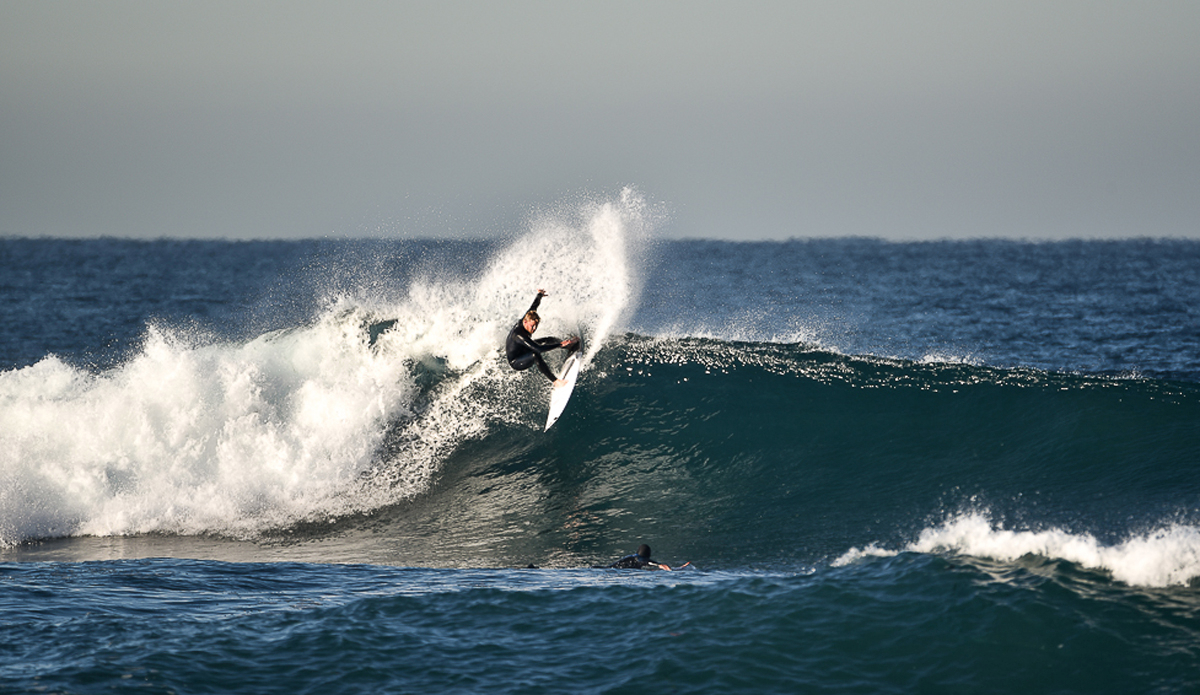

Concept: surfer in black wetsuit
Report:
left=607, top=544, right=673, bottom=571
left=506, top=290, right=579, bottom=386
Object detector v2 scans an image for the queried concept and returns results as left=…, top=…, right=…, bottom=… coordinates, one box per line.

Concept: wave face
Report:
left=3, top=206, right=1200, bottom=588
left=402, top=337, right=1200, bottom=585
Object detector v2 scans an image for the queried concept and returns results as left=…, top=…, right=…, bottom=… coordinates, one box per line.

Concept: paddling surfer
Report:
left=606, top=544, right=688, bottom=571
left=506, top=290, right=579, bottom=386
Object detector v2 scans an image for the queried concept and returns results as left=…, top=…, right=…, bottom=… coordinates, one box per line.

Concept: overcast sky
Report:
left=2, top=1, right=1198, bottom=240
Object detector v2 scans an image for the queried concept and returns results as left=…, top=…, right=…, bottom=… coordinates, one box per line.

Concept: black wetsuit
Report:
left=609, top=553, right=660, bottom=569
left=506, top=292, right=572, bottom=383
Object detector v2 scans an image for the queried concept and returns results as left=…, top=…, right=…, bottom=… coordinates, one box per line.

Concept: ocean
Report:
left=2, top=192, right=1199, bottom=693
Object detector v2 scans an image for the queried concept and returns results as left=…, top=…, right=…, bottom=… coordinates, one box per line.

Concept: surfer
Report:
left=607, top=544, right=676, bottom=571
left=506, top=290, right=579, bottom=386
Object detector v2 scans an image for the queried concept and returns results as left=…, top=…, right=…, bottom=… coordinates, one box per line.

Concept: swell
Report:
left=335, top=336, right=1200, bottom=580
left=5, top=330, right=1199, bottom=585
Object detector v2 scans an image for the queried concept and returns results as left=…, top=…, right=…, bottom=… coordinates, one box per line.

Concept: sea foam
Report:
left=835, top=512, right=1200, bottom=588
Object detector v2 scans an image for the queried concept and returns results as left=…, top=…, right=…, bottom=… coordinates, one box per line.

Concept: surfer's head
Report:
left=637, top=544, right=651, bottom=559
left=523, top=310, right=540, bottom=333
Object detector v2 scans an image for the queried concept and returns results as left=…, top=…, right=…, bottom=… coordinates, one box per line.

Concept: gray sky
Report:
left=2, top=1, right=1198, bottom=240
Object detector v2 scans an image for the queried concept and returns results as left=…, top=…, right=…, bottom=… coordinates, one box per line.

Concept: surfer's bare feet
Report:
left=554, top=378, right=567, bottom=387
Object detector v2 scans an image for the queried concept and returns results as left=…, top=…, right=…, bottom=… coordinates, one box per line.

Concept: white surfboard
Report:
left=545, top=352, right=582, bottom=431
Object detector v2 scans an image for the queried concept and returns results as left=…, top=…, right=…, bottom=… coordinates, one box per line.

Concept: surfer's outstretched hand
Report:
left=537, top=288, right=548, bottom=296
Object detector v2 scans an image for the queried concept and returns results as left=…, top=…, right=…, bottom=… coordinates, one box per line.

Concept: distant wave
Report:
left=835, top=512, right=1200, bottom=588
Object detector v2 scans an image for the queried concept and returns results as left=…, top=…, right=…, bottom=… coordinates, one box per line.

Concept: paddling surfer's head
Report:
left=637, top=544, right=651, bottom=559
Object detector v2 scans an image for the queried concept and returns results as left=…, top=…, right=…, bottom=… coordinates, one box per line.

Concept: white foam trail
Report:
left=834, top=512, right=1200, bottom=588
left=0, top=190, right=654, bottom=546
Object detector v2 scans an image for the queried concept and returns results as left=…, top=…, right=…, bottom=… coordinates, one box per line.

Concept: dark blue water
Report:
left=3, top=201, right=1199, bottom=692
left=4, top=558, right=1196, bottom=694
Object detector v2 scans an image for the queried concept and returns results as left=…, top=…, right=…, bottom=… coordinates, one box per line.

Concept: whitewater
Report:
left=1, top=191, right=651, bottom=547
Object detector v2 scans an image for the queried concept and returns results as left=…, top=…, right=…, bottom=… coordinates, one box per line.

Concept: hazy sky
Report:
left=2, top=1, right=1198, bottom=240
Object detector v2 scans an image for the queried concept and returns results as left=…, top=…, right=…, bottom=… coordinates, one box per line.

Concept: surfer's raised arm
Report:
left=528, top=289, right=546, bottom=314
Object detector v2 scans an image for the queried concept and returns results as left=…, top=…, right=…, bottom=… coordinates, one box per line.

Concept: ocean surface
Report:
left=3, top=193, right=1199, bottom=693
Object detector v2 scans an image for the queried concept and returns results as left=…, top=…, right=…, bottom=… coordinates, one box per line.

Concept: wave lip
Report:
left=835, top=512, right=1200, bottom=588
